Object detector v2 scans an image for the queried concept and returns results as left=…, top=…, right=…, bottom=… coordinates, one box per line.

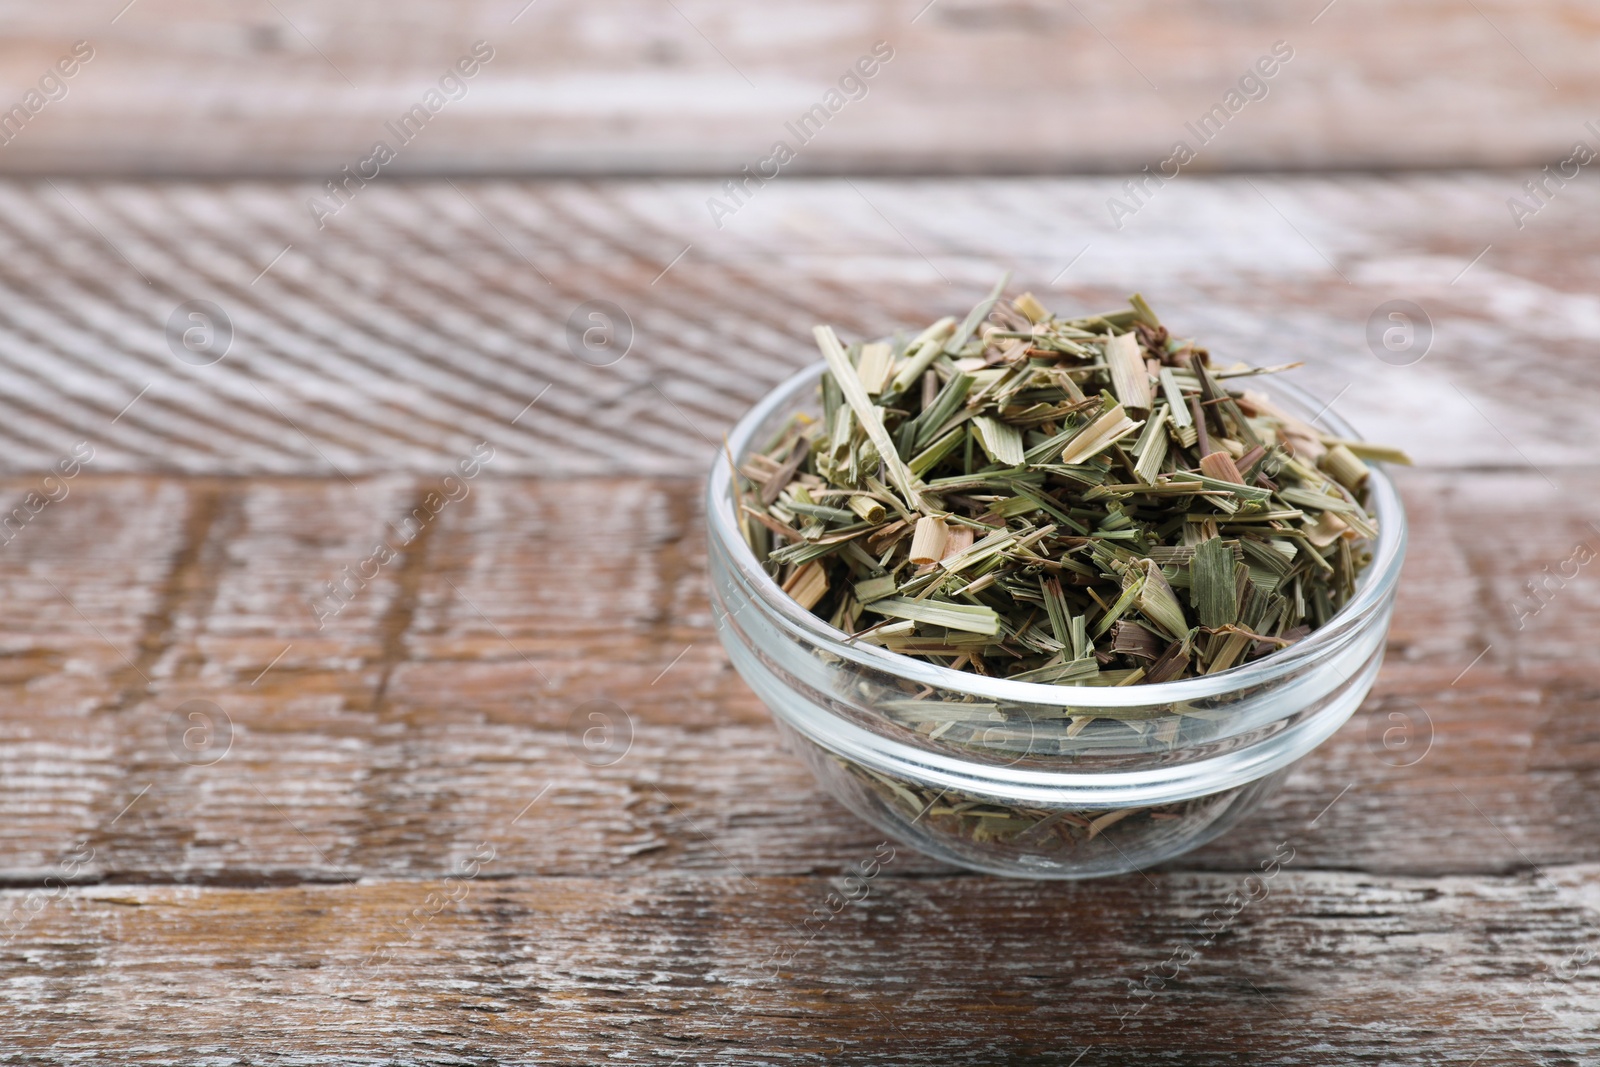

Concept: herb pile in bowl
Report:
left=735, top=280, right=1407, bottom=685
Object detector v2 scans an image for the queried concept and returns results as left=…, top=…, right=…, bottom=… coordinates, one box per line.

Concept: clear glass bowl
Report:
left=708, top=363, right=1407, bottom=879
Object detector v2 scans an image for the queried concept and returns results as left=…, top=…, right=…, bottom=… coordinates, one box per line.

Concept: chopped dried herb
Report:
left=738, top=286, right=1407, bottom=684
left=839, top=757, right=1256, bottom=858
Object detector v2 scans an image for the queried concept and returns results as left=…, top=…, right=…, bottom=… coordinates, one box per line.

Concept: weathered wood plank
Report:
left=2, top=870, right=1597, bottom=1064
left=2, top=469, right=1598, bottom=887
left=0, top=1, right=1594, bottom=174
left=0, top=175, right=1595, bottom=475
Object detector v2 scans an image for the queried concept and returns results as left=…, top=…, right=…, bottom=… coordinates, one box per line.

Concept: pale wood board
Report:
left=0, top=175, right=1596, bottom=475
left=0, top=0, right=1595, bottom=174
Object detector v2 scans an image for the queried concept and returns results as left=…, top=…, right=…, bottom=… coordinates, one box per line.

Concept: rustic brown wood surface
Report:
left=0, top=0, right=1597, bottom=175
left=1, top=176, right=1598, bottom=1064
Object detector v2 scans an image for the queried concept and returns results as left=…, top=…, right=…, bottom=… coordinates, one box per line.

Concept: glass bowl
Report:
left=708, top=363, right=1406, bottom=879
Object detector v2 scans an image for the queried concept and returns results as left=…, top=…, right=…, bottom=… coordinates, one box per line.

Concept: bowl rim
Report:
left=707, top=360, right=1407, bottom=709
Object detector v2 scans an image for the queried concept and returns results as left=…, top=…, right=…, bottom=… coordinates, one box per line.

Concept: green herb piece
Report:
left=971, top=416, right=1025, bottom=466
left=1013, top=292, right=1049, bottom=322
left=1106, top=332, right=1154, bottom=411
left=909, top=427, right=967, bottom=477
left=888, top=317, right=957, bottom=396
left=910, top=373, right=973, bottom=451
left=1059, top=403, right=1142, bottom=465
left=1190, top=536, right=1239, bottom=628
left=1135, top=560, right=1190, bottom=639
left=857, top=341, right=895, bottom=395
left=814, top=324, right=922, bottom=509
left=943, top=271, right=1012, bottom=355
left=864, top=597, right=1002, bottom=636
left=1009, top=656, right=1100, bottom=684
left=1132, top=409, right=1170, bottom=486
left=1318, top=443, right=1370, bottom=492
left=854, top=574, right=899, bottom=603
left=909, top=515, right=951, bottom=564
left=1321, top=439, right=1413, bottom=465
left=848, top=495, right=887, bottom=524
left=1129, top=292, right=1161, bottom=328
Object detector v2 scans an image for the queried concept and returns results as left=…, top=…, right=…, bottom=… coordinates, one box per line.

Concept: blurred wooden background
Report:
left=0, top=0, right=1595, bottom=175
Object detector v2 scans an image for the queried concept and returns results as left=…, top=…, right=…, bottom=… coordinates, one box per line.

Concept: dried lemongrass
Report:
left=782, top=560, right=829, bottom=610
left=1199, top=451, right=1246, bottom=485
left=1319, top=443, right=1370, bottom=492
left=736, top=285, right=1403, bottom=685
left=1105, top=332, right=1154, bottom=411
left=1058, top=403, right=1142, bottom=465
left=857, top=342, right=895, bottom=395
left=865, top=597, right=1002, bottom=635
left=908, top=515, right=951, bottom=564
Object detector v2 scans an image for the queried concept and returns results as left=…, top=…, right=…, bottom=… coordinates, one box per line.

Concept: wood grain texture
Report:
left=0, top=0, right=1596, bottom=174
left=2, top=468, right=1599, bottom=1061
left=1, top=174, right=1597, bottom=1063
left=3, top=870, right=1598, bottom=1065
left=0, top=174, right=1598, bottom=476
left=2, top=468, right=1599, bottom=882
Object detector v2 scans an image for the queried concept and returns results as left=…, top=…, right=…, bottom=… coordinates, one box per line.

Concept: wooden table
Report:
left=2, top=0, right=1596, bottom=175
left=1, top=174, right=1597, bottom=1064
